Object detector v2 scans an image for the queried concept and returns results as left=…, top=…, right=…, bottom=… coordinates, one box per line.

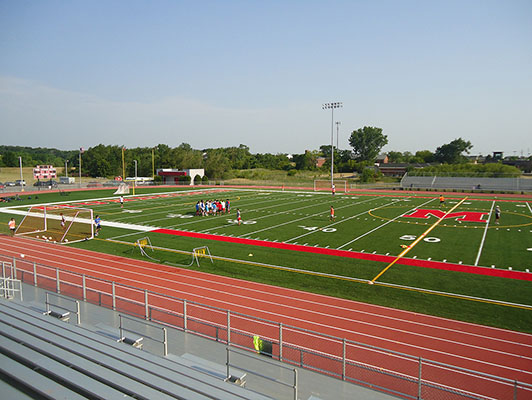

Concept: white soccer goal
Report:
left=16, top=206, right=94, bottom=244
left=114, top=183, right=130, bottom=195
left=313, top=180, right=347, bottom=193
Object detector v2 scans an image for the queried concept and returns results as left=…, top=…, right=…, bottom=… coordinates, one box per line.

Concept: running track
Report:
left=1, top=235, right=532, bottom=397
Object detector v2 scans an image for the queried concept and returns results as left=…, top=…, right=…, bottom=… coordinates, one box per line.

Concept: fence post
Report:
left=56, top=268, right=60, bottom=293
left=13, top=258, right=17, bottom=279
left=33, top=262, right=37, bottom=286
left=163, top=327, right=168, bottom=356
left=112, top=281, right=116, bottom=310
left=293, top=368, right=298, bottom=400
left=82, top=274, right=86, bottom=301
left=279, top=322, right=283, bottom=361
left=183, top=300, right=187, bottom=332
left=144, top=289, right=149, bottom=320
left=226, top=347, right=230, bottom=380
left=514, top=380, right=518, bottom=400
left=227, top=310, right=231, bottom=345
left=342, top=338, right=346, bottom=381
left=418, top=357, right=422, bottom=399
left=12, top=257, right=16, bottom=277
left=76, top=300, right=81, bottom=325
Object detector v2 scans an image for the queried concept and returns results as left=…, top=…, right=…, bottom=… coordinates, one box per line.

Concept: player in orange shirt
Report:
left=330, top=206, right=335, bottom=221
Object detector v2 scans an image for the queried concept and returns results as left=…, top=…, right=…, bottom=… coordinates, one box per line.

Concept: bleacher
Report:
left=401, top=175, right=532, bottom=191
left=0, top=297, right=273, bottom=400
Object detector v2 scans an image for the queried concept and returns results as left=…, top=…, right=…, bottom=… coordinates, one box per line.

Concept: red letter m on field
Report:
left=404, top=209, right=488, bottom=222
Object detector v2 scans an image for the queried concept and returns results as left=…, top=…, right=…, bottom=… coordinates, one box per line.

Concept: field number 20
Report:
left=400, top=235, right=440, bottom=243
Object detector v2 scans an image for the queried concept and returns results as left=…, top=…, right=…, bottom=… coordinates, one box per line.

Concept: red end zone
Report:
left=152, top=228, right=532, bottom=281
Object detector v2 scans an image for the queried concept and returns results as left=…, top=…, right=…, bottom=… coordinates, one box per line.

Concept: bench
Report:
left=119, top=336, right=143, bottom=349
left=44, top=310, right=70, bottom=322
left=180, top=353, right=247, bottom=387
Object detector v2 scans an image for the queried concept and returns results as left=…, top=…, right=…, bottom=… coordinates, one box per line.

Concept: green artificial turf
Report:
left=2, top=187, right=531, bottom=333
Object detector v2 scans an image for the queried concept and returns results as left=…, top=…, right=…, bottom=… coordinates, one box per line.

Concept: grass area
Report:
left=1, top=186, right=532, bottom=333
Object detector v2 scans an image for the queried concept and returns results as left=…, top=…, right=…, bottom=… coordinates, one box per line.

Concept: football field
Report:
left=3, top=186, right=532, bottom=332
left=78, top=188, right=532, bottom=270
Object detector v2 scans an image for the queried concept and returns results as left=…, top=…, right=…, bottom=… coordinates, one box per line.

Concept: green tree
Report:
left=387, top=151, right=404, bottom=163
left=415, top=150, right=434, bottom=163
left=434, top=138, right=473, bottom=164
left=203, top=149, right=230, bottom=179
left=349, top=127, right=388, bottom=161
left=293, top=150, right=318, bottom=170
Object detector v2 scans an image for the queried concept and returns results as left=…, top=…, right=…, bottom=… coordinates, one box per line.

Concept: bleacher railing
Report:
left=4, top=254, right=532, bottom=400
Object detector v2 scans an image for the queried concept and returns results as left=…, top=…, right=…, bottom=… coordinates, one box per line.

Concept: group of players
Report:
left=195, top=199, right=231, bottom=216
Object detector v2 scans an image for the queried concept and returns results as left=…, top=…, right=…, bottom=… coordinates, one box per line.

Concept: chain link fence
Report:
left=2, top=255, right=531, bottom=400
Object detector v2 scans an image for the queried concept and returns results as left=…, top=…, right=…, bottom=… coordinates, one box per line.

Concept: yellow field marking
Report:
left=369, top=197, right=469, bottom=284
left=103, top=236, right=532, bottom=310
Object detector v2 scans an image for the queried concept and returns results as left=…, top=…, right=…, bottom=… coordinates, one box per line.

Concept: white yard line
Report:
left=474, top=201, right=495, bottom=266
left=239, top=197, right=377, bottom=238
left=336, top=197, right=436, bottom=250
left=527, top=201, right=532, bottom=215
left=284, top=199, right=401, bottom=243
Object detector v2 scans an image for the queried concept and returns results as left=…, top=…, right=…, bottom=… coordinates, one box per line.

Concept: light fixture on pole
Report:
left=322, top=102, right=343, bottom=190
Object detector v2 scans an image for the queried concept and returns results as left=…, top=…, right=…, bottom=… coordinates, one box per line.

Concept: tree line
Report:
left=0, top=128, right=524, bottom=179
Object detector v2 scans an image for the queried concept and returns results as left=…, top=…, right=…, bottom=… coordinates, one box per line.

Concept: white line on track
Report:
left=474, top=201, right=495, bottom=266
left=336, top=197, right=436, bottom=250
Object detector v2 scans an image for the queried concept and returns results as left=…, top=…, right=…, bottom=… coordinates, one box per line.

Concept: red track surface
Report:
left=1, top=235, right=532, bottom=397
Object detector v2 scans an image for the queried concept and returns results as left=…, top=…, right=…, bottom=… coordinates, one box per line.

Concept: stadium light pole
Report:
left=18, top=156, right=24, bottom=192
left=79, top=148, right=83, bottom=188
left=133, top=159, right=137, bottom=195
left=65, top=160, right=69, bottom=178
left=322, top=102, right=342, bottom=190
left=336, top=121, right=341, bottom=151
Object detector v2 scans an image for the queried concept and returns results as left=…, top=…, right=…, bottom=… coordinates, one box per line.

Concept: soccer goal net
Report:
left=313, top=180, right=348, bottom=193
left=16, top=206, right=94, bottom=244
left=114, top=182, right=130, bottom=195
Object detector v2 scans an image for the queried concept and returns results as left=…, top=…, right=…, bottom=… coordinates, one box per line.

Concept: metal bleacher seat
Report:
left=0, top=299, right=274, bottom=400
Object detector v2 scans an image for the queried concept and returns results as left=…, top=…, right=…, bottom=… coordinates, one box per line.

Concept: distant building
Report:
left=375, top=154, right=389, bottom=164
left=316, top=157, right=327, bottom=168
left=376, top=163, right=431, bottom=177
left=33, top=165, right=57, bottom=180
left=156, top=168, right=204, bottom=185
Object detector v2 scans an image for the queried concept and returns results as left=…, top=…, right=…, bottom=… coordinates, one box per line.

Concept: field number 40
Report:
left=299, top=226, right=337, bottom=233
left=400, top=235, right=440, bottom=243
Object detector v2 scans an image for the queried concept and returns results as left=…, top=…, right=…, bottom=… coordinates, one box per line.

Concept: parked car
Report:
left=33, top=180, right=58, bottom=188
left=5, top=181, right=15, bottom=187
left=15, top=180, right=26, bottom=186
left=0, top=182, right=5, bottom=189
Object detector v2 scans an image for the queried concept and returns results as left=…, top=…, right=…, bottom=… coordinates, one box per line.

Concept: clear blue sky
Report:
left=1, top=0, right=531, bottom=156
